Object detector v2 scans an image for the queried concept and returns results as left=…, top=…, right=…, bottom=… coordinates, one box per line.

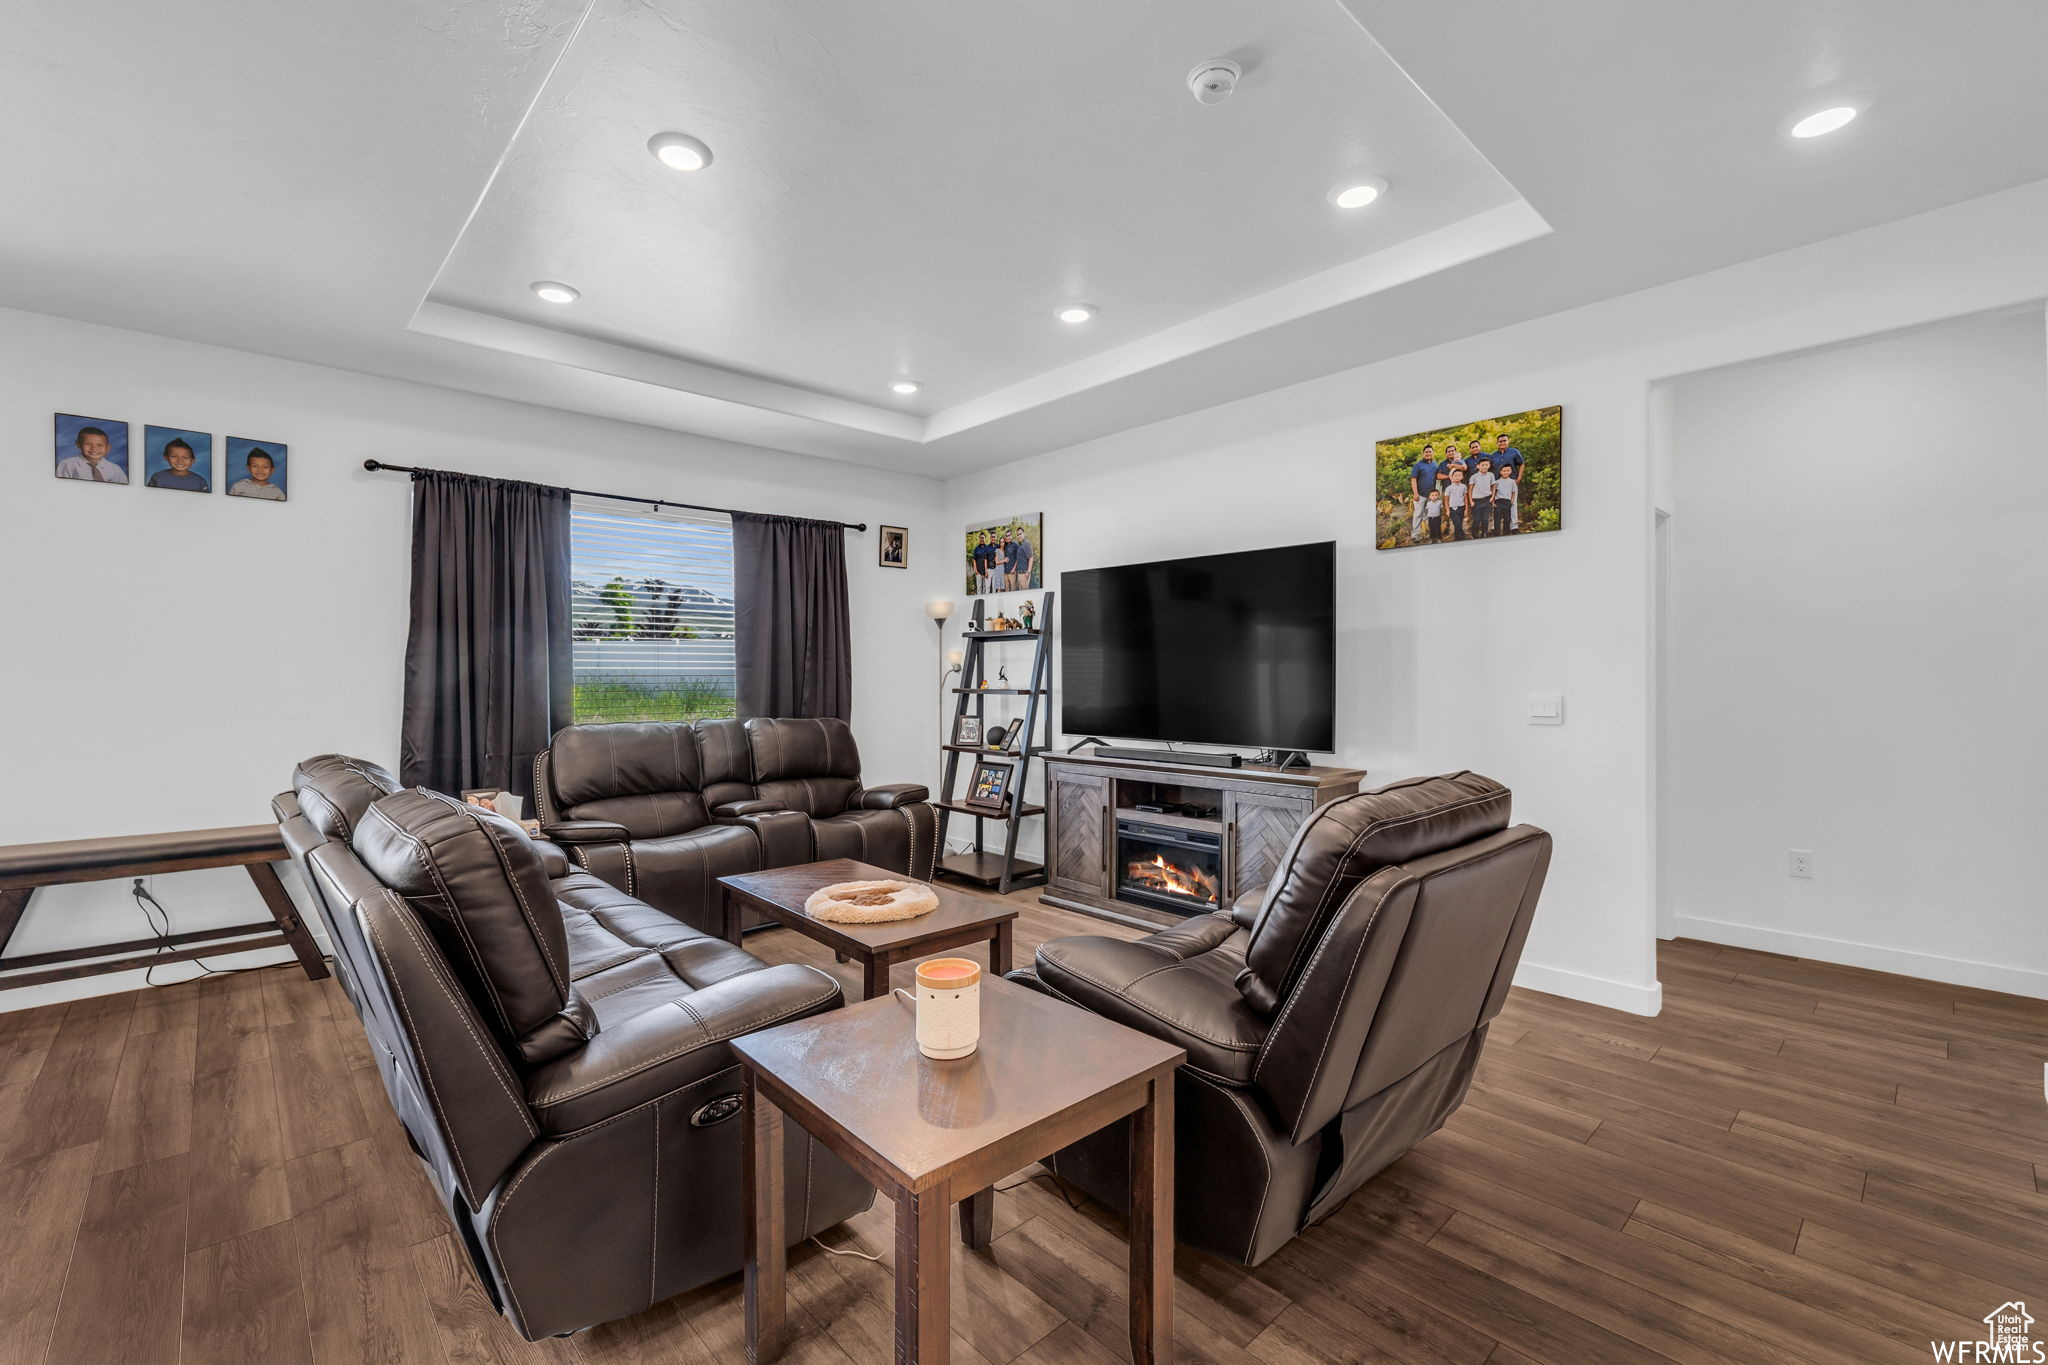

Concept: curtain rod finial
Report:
left=363, top=459, right=382, bottom=471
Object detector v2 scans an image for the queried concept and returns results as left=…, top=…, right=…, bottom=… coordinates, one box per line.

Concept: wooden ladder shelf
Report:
left=933, top=593, right=1053, bottom=895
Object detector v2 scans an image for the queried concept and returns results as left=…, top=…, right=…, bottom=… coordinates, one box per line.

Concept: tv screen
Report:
left=1061, top=541, right=1335, bottom=753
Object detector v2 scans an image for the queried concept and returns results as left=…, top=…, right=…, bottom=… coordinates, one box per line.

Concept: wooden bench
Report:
left=0, top=825, right=328, bottom=992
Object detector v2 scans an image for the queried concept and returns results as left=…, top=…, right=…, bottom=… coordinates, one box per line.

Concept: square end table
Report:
left=731, top=976, right=1185, bottom=1364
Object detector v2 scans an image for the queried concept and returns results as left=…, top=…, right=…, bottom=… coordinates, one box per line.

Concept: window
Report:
left=570, top=501, right=737, bottom=723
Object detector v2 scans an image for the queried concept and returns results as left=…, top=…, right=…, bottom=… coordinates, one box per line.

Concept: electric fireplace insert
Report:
left=1115, top=817, right=1222, bottom=917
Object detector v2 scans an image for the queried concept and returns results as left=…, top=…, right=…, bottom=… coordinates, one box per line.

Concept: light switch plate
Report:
left=1527, top=692, right=1564, bottom=725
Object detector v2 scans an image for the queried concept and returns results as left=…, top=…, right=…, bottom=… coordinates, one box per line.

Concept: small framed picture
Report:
left=54, top=413, right=131, bottom=484
left=965, top=759, right=1013, bottom=811
left=225, top=437, right=288, bottom=501
left=143, top=425, right=213, bottom=493
left=878, top=524, right=907, bottom=568
left=952, top=715, right=983, bottom=746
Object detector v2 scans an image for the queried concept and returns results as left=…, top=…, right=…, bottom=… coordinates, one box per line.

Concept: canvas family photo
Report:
left=1375, top=405, right=1562, bottom=549
left=962, top=513, right=1041, bottom=594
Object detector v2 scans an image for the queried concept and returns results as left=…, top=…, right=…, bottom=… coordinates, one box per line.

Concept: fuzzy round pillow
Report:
left=804, top=879, right=941, bottom=923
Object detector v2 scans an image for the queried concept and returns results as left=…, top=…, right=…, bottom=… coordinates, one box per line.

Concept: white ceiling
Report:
left=6, top=1, right=2048, bottom=475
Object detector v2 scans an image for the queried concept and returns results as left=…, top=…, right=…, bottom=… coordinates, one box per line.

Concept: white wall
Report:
left=1659, top=308, right=2048, bottom=997
left=0, top=306, right=948, bottom=1010
left=945, top=175, right=2048, bottom=1014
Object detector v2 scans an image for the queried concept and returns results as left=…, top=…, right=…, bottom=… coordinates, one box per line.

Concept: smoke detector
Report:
left=1187, top=59, right=1241, bottom=105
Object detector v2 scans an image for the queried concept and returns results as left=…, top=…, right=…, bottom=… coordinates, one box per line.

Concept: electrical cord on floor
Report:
left=131, top=878, right=263, bottom=986
left=809, top=1235, right=884, bottom=1262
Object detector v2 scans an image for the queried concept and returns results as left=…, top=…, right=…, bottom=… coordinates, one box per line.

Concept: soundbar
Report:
left=1093, top=746, right=1243, bottom=768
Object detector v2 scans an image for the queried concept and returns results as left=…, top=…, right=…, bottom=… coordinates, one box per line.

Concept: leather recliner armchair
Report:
left=742, top=717, right=938, bottom=877
left=531, top=717, right=935, bottom=937
left=275, top=754, right=872, bottom=1340
left=530, top=719, right=797, bottom=938
left=1008, top=772, right=1549, bottom=1266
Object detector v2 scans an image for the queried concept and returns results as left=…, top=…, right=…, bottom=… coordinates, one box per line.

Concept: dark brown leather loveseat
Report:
left=532, top=717, right=937, bottom=937
left=1008, top=772, right=1550, bottom=1265
left=275, top=754, right=872, bottom=1340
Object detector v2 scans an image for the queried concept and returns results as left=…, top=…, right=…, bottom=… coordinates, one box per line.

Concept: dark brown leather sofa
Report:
left=532, top=717, right=936, bottom=937
left=275, top=754, right=872, bottom=1340
left=1008, top=772, right=1550, bottom=1265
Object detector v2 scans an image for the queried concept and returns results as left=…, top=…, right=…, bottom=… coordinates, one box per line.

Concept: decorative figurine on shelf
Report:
left=1019, top=599, right=1035, bottom=631
left=997, top=663, right=1010, bottom=687
left=977, top=678, right=990, bottom=689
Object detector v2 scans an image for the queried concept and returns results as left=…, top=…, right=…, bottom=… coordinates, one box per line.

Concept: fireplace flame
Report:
left=1125, top=852, right=1218, bottom=905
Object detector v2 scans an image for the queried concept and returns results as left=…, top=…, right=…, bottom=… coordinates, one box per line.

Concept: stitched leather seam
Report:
left=1039, top=951, right=1260, bottom=1052
left=533, top=753, right=549, bottom=825
left=359, top=912, right=475, bottom=1195
left=365, top=891, right=538, bottom=1190
left=366, top=802, right=515, bottom=1040
left=426, top=789, right=570, bottom=995
left=529, top=987, right=839, bottom=1108
left=1264, top=830, right=1537, bottom=1104
left=1265, top=789, right=1501, bottom=999
left=651, top=1102, right=661, bottom=1301
left=1254, top=871, right=1412, bottom=1087
left=1197, top=1073, right=1276, bottom=1262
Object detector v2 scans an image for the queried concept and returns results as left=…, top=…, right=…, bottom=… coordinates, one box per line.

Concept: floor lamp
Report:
left=926, top=598, right=959, bottom=741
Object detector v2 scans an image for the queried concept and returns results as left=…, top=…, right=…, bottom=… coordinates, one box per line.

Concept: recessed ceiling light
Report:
left=531, top=281, right=579, bottom=304
left=1056, top=303, right=1097, bottom=325
left=891, top=380, right=921, bottom=395
left=647, top=132, right=713, bottom=172
left=1789, top=105, right=1858, bottom=139
left=1329, top=177, right=1389, bottom=209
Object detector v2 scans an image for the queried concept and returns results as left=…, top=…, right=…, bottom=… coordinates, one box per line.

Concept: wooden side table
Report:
left=719, top=859, right=1017, bottom=1000
left=731, top=977, right=1184, bottom=1364
left=0, top=824, right=328, bottom=992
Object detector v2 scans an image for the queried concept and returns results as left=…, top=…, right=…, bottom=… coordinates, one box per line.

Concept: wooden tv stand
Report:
left=1039, top=749, right=1365, bottom=929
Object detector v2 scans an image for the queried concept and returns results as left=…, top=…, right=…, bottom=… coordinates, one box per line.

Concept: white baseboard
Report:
left=1671, top=914, right=2048, bottom=1001
left=1512, top=959, right=1664, bottom=1016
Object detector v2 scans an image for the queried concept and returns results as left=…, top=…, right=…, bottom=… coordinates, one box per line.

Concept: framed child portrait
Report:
left=225, top=437, right=288, bottom=501
left=878, top=524, right=907, bottom=568
left=143, top=425, right=213, bottom=492
left=53, top=413, right=131, bottom=485
left=965, top=759, right=1013, bottom=810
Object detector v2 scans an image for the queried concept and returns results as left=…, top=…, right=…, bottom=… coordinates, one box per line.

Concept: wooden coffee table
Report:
left=719, top=859, right=1017, bottom=1000
left=732, top=976, right=1184, bottom=1364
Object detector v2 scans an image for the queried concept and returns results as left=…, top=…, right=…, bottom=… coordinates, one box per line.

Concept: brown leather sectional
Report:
left=1009, top=771, right=1551, bottom=1265
left=275, top=753, right=874, bottom=1341
left=532, top=717, right=937, bottom=937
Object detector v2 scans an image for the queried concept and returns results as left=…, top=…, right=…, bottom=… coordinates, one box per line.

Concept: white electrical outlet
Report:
left=1789, top=849, right=1814, bottom=879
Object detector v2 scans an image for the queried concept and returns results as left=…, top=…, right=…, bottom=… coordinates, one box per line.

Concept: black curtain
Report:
left=400, top=469, right=573, bottom=799
left=732, top=512, right=852, bottom=720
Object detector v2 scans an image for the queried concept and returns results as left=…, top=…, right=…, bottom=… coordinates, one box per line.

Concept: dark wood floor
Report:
left=3, top=894, right=2044, bottom=1364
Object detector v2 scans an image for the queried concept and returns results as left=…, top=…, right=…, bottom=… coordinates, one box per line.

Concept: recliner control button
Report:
left=691, top=1093, right=743, bottom=1127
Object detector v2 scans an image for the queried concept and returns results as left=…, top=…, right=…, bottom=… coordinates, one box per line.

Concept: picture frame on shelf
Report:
left=952, top=715, right=983, bottom=746
left=964, top=759, right=1013, bottom=811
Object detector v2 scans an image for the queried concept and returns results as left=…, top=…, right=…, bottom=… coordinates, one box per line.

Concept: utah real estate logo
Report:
left=1932, top=1302, right=2039, bottom=1363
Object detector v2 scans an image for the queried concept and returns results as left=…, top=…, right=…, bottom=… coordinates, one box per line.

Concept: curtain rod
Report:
left=361, top=460, right=867, bottom=531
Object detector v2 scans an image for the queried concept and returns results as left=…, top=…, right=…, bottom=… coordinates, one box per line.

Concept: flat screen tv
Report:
left=1061, top=541, right=1335, bottom=753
